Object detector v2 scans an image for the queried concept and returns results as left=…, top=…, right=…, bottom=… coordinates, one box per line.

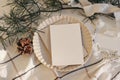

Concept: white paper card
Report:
left=50, top=23, right=84, bottom=66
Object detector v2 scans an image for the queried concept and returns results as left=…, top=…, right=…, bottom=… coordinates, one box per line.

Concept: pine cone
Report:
left=17, top=38, right=33, bottom=54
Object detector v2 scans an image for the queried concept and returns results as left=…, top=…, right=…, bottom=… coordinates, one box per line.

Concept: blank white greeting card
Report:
left=50, top=23, right=84, bottom=66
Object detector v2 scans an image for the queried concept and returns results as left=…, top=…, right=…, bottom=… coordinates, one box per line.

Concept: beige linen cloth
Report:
left=0, top=0, right=120, bottom=80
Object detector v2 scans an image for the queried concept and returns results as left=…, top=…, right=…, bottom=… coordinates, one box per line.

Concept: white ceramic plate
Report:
left=33, top=15, right=92, bottom=72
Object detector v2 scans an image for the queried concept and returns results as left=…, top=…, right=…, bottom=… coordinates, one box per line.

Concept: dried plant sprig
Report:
left=0, top=0, right=42, bottom=47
